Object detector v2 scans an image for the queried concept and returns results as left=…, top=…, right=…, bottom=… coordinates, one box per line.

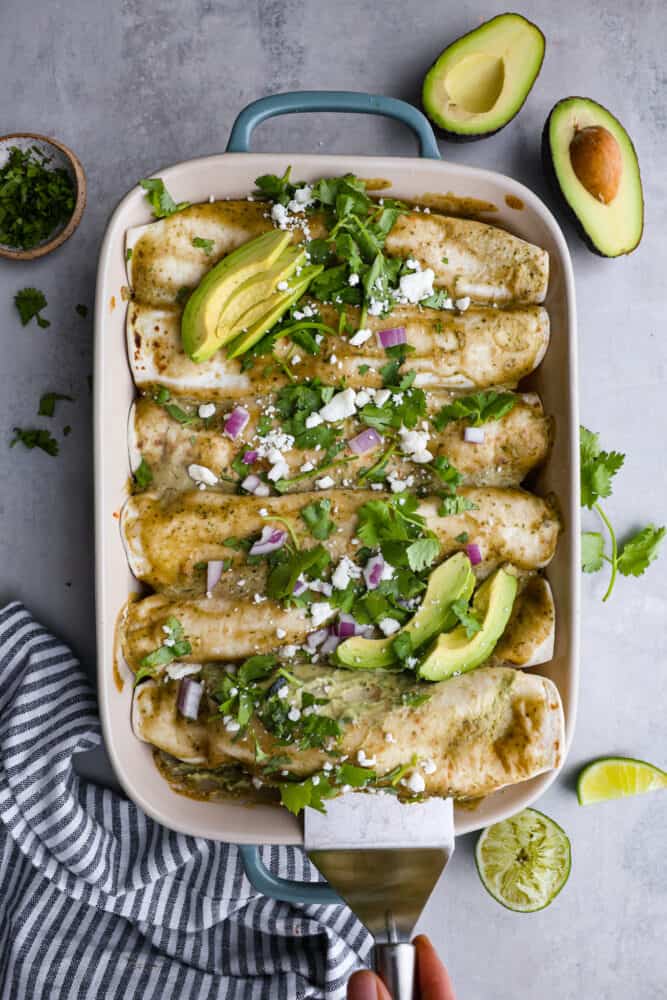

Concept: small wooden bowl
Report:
left=0, top=132, right=87, bottom=261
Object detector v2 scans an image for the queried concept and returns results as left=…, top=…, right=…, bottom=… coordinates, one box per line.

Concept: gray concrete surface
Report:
left=1, top=1, right=665, bottom=996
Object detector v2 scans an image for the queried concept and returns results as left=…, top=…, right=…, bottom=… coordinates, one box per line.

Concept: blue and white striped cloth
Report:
left=0, top=602, right=371, bottom=999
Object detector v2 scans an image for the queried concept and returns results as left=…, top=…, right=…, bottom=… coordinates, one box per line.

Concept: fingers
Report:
left=347, top=969, right=393, bottom=1000
left=413, top=935, right=457, bottom=1000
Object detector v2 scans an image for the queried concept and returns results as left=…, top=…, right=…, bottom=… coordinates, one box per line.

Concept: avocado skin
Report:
left=541, top=98, right=644, bottom=258
left=421, top=13, right=545, bottom=142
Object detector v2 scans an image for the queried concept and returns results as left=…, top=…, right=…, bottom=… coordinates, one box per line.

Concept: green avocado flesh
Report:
left=543, top=97, right=644, bottom=257
left=225, top=264, right=324, bottom=359
left=417, top=568, right=517, bottom=681
left=216, top=246, right=306, bottom=339
left=422, top=13, right=544, bottom=139
left=335, top=552, right=475, bottom=670
left=181, top=230, right=291, bottom=363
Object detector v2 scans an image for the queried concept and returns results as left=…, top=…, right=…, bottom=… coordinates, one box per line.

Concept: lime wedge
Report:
left=577, top=756, right=667, bottom=806
left=475, top=808, right=571, bottom=912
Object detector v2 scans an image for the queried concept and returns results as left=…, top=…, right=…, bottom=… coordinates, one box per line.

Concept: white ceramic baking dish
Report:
left=94, top=92, right=580, bottom=850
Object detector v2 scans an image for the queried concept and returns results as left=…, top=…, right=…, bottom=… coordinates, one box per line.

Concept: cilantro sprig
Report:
left=580, top=426, right=664, bottom=600
left=140, top=178, right=190, bottom=219
left=432, top=390, right=516, bottom=431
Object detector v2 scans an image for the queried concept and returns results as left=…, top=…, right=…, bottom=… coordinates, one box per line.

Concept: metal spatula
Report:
left=306, top=793, right=455, bottom=999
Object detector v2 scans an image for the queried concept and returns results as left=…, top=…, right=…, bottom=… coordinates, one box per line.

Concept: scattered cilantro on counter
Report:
left=0, top=146, right=75, bottom=250
left=38, top=391, right=73, bottom=417
left=580, top=426, right=664, bottom=600
left=15, top=287, right=50, bottom=327
left=140, top=177, right=190, bottom=219
left=10, top=427, right=59, bottom=456
left=75, top=303, right=88, bottom=318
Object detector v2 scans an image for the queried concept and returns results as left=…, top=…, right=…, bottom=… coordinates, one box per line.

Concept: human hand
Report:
left=347, top=935, right=457, bottom=999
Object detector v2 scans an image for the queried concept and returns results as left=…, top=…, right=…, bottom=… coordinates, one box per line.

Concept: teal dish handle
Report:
left=226, top=90, right=441, bottom=160
left=240, top=844, right=342, bottom=905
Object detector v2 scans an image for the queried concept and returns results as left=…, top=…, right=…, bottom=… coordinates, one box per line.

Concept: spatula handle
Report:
left=373, top=942, right=417, bottom=1000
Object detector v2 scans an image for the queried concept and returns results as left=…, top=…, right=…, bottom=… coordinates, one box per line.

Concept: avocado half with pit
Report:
left=542, top=97, right=644, bottom=257
left=422, top=13, right=545, bottom=141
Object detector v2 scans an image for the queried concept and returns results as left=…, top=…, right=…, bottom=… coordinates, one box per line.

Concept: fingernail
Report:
left=347, top=969, right=382, bottom=1000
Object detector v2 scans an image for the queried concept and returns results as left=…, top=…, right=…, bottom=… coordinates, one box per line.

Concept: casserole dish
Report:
left=94, top=93, right=579, bottom=889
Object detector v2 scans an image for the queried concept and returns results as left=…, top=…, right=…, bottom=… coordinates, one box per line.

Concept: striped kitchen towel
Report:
left=0, top=602, right=371, bottom=999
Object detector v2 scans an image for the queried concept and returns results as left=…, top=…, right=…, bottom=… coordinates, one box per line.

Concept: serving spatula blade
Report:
left=305, top=794, right=455, bottom=999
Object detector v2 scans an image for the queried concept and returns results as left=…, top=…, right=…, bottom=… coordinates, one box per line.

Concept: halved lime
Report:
left=475, top=808, right=571, bottom=912
left=577, top=756, right=667, bottom=806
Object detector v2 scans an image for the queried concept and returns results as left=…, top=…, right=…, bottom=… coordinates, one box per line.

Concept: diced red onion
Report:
left=177, top=678, right=203, bottom=720
left=293, top=576, right=308, bottom=596
left=465, top=542, right=482, bottom=566
left=242, top=449, right=258, bottom=465
left=333, top=614, right=357, bottom=639
left=224, top=406, right=250, bottom=439
left=306, top=628, right=329, bottom=650
left=206, top=560, right=224, bottom=594
left=348, top=427, right=383, bottom=454
left=242, top=473, right=270, bottom=496
left=363, top=554, right=385, bottom=590
left=320, top=633, right=341, bottom=655
left=377, top=326, right=407, bottom=350
left=249, top=526, right=288, bottom=556
left=464, top=426, right=485, bottom=444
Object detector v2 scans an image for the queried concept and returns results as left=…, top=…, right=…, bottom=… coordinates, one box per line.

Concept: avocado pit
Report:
left=569, top=125, right=622, bottom=204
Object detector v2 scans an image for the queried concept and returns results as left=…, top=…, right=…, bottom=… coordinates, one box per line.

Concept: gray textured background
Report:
left=1, top=1, right=666, bottom=997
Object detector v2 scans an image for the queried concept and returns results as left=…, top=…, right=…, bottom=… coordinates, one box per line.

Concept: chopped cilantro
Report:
left=176, top=286, right=191, bottom=305
left=358, top=364, right=370, bottom=375
left=392, top=632, right=413, bottom=663
left=152, top=385, right=171, bottom=404
left=15, top=287, right=50, bottom=327
left=266, top=544, right=331, bottom=602
left=455, top=532, right=469, bottom=544
left=139, top=177, right=190, bottom=219
left=438, top=494, right=476, bottom=516
left=38, top=392, right=73, bottom=417
left=300, top=498, right=335, bottom=540
left=192, top=236, right=214, bottom=255
left=138, top=616, right=192, bottom=673
left=126, top=247, right=133, bottom=262
left=433, top=391, right=516, bottom=431
left=75, top=304, right=88, bottom=318
left=164, top=402, right=195, bottom=425
left=0, top=146, right=75, bottom=250
left=10, top=427, right=59, bottom=456
left=406, top=537, right=440, bottom=573
left=450, top=598, right=482, bottom=638
left=133, top=457, right=153, bottom=489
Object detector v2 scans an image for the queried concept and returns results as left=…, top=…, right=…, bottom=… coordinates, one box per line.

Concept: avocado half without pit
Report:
left=422, top=12, right=545, bottom=140
left=542, top=97, right=644, bottom=256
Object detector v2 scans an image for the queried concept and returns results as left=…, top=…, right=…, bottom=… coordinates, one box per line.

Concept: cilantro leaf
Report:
left=580, top=426, right=625, bottom=509
left=406, top=538, right=439, bottom=573
left=192, top=236, right=214, bottom=255
left=336, top=763, right=376, bottom=787
left=164, top=402, right=195, bottom=424
left=254, top=166, right=295, bottom=204
left=10, top=427, right=59, bottom=456
left=438, top=495, right=475, bottom=516
left=133, top=457, right=153, bottom=489
left=392, top=632, right=413, bottom=663
left=279, top=775, right=334, bottom=815
left=451, top=599, right=482, bottom=638
left=581, top=531, right=605, bottom=573
left=430, top=456, right=462, bottom=492
left=433, top=391, right=516, bottom=431
left=15, top=287, right=50, bottom=327
left=38, top=392, right=73, bottom=417
left=617, top=525, right=666, bottom=578
left=300, top=498, right=335, bottom=540
left=266, top=545, right=331, bottom=602
left=139, top=177, right=190, bottom=219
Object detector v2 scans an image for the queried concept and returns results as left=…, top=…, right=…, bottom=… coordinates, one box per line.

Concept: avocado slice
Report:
left=417, top=568, right=517, bottom=682
left=422, top=13, right=544, bottom=141
left=335, top=552, right=475, bottom=670
left=542, top=97, right=644, bottom=257
left=181, top=230, right=291, bottom=363
left=216, top=246, right=306, bottom=342
left=225, top=264, right=324, bottom=359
